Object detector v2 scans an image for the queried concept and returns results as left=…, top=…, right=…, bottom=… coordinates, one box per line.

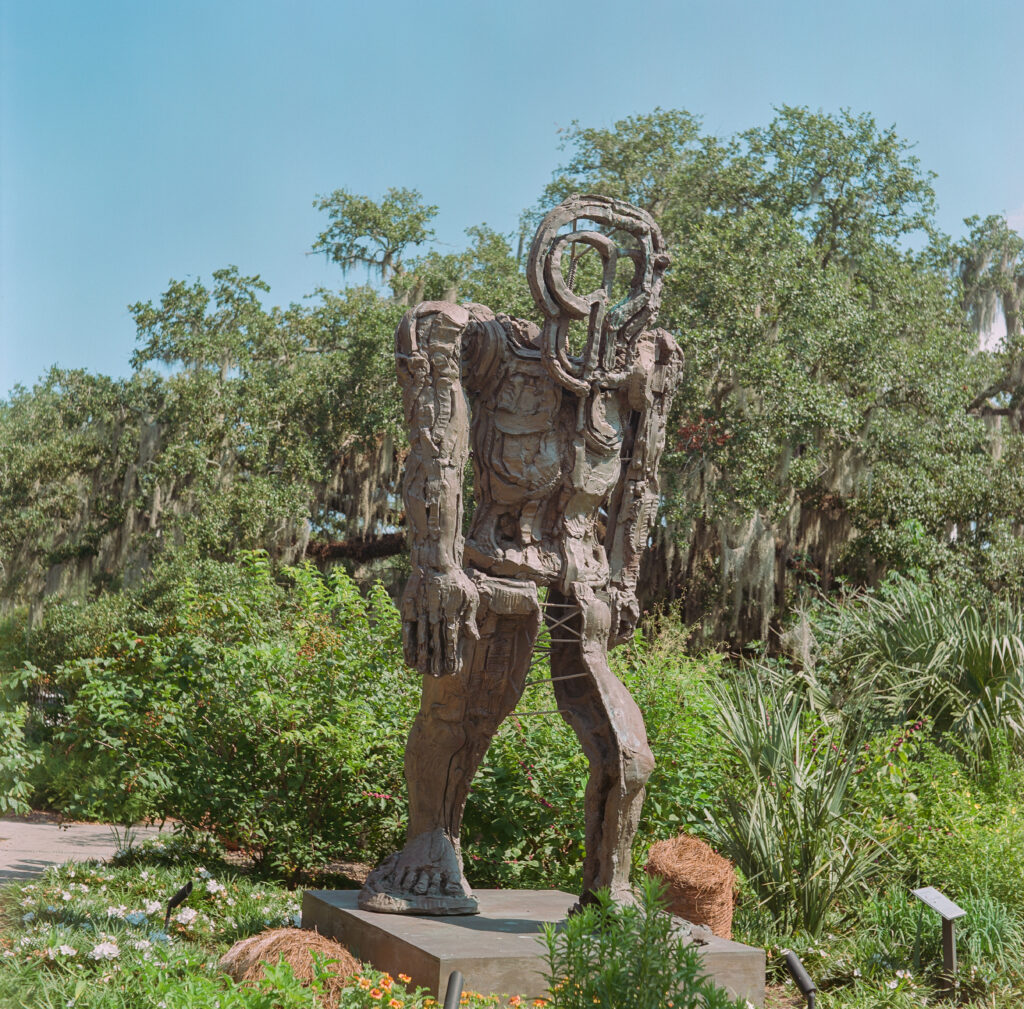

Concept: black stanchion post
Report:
left=442, top=970, right=464, bottom=1009
left=783, top=951, right=817, bottom=1009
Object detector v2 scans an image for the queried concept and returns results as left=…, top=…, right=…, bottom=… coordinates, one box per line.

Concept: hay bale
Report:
left=645, top=834, right=737, bottom=939
left=219, top=927, right=360, bottom=1007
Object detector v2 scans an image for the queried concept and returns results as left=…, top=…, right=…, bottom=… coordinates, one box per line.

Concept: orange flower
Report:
left=358, top=978, right=372, bottom=989
left=370, top=989, right=383, bottom=1000
left=508, top=998, right=522, bottom=1006
left=398, top=973, right=412, bottom=984
left=389, top=1001, right=403, bottom=1008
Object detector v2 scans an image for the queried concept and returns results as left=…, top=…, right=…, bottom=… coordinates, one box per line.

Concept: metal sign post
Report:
left=912, top=886, right=966, bottom=996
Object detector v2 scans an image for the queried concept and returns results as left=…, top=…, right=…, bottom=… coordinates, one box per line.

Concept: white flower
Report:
left=196, top=867, right=210, bottom=879
left=140, top=870, right=150, bottom=881
left=60, top=891, right=72, bottom=901
left=133, top=940, right=152, bottom=951
left=145, top=900, right=163, bottom=915
left=173, top=907, right=198, bottom=926
left=896, top=969, right=912, bottom=979
left=205, top=879, right=226, bottom=896
left=887, top=979, right=898, bottom=989
left=852, top=967, right=861, bottom=977
left=58, top=945, right=76, bottom=957
left=88, top=941, right=120, bottom=960
left=105, top=905, right=127, bottom=919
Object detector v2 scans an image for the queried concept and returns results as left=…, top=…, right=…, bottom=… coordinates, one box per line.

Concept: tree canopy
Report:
left=2, top=105, right=1021, bottom=644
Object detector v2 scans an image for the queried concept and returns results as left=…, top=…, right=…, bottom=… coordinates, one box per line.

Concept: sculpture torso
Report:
left=462, top=316, right=631, bottom=591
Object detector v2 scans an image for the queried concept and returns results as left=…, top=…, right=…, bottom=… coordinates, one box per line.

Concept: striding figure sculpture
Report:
left=358, top=194, right=683, bottom=915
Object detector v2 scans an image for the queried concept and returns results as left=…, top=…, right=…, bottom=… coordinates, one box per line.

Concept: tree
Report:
left=957, top=214, right=1024, bottom=432
left=542, top=106, right=1019, bottom=643
left=310, top=187, right=438, bottom=288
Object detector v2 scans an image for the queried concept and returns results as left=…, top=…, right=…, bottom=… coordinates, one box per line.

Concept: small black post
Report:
left=783, top=951, right=817, bottom=1009
left=941, top=917, right=957, bottom=995
left=442, top=970, right=464, bottom=1009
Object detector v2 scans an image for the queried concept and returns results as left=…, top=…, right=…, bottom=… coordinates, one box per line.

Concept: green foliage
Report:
left=705, top=667, right=881, bottom=937
left=542, top=877, right=743, bottom=1009
left=23, top=553, right=413, bottom=878
left=311, top=187, right=438, bottom=282
left=894, top=744, right=1024, bottom=918
left=802, top=576, right=1024, bottom=765
left=0, top=841, right=302, bottom=1009
left=0, top=703, right=37, bottom=815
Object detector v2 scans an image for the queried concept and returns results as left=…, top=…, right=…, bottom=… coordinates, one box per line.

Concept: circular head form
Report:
left=526, top=194, right=670, bottom=394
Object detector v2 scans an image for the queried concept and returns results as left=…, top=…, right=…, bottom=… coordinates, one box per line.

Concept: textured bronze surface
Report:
left=359, top=195, right=683, bottom=916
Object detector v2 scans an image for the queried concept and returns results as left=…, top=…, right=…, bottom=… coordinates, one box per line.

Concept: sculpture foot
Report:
left=358, top=828, right=478, bottom=916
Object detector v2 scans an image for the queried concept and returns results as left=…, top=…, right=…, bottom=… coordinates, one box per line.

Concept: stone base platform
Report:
left=302, top=889, right=765, bottom=1006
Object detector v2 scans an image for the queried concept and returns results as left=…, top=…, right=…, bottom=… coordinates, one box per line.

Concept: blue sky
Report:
left=2, top=0, right=1023, bottom=396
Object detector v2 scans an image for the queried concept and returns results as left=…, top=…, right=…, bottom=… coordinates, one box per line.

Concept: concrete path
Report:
left=0, top=814, right=172, bottom=882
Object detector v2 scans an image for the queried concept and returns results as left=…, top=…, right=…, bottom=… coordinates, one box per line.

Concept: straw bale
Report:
left=645, top=834, right=738, bottom=939
left=219, top=927, right=360, bottom=1007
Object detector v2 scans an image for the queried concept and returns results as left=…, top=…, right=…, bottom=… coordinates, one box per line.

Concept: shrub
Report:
left=542, top=876, right=744, bottom=1009
left=0, top=663, right=42, bottom=815
left=895, top=744, right=1024, bottom=918
left=28, top=552, right=414, bottom=878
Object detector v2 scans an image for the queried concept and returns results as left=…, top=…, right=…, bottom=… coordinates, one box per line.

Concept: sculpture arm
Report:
left=397, top=301, right=489, bottom=676
left=604, top=329, right=684, bottom=646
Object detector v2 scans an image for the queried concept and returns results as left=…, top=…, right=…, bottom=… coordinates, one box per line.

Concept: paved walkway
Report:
left=0, top=814, right=172, bottom=881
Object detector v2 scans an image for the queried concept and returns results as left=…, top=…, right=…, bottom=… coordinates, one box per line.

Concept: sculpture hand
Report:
left=608, top=586, right=641, bottom=647
left=401, top=568, right=480, bottom=677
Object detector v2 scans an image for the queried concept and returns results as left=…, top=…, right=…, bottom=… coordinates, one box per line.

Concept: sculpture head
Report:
left=526, top=194, right=670, bottom=395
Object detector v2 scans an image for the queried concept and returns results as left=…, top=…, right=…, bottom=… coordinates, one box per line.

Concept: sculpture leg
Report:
left=359, top=580, right=540, bottom=914
left=548, top=585, right=655, bottom=907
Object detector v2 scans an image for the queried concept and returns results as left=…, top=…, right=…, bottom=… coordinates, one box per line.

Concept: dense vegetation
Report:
left=2, top=104, right=1024, bottom=1007
left=3, top=554, right=1024, bottom=1005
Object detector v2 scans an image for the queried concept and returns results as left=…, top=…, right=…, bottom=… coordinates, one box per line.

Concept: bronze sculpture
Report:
left=359, top=194, right=682, bottom=915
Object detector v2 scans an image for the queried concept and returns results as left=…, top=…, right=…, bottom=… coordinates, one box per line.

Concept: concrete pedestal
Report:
left=302, top=888, right=764, bottom=1006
